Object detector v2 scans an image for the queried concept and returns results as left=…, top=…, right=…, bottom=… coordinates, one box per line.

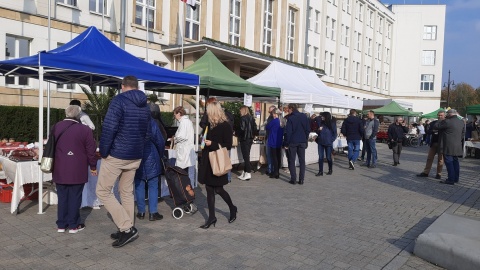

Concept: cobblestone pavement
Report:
left=1, top=143, right=479, bottom=270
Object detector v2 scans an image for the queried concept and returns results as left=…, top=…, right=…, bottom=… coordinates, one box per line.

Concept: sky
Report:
left=380, top=0, right=480, bottom=88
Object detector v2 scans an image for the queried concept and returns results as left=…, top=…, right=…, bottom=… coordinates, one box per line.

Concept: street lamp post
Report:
left=443, top=70, right=455, bottom=108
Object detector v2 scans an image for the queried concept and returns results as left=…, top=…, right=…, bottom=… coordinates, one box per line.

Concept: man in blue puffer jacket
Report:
left=96, top=75, right=151, bottom=248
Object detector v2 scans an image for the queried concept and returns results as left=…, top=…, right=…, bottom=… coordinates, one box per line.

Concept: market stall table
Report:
left=464, top=140, right=480, bottom=158
left=0, top=156, right=52, bottom=214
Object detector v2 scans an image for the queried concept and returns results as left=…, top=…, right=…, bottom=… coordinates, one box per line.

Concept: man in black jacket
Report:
left=416, top=110, right=445, bottom=179
left=387, top=117, right=409, bottom=166
left=340, top=109, right=364, bottom=170
left=284, top=103, right=310, bottom=185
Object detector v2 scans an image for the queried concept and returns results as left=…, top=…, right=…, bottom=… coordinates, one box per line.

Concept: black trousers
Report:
left=240, top=139, right=253, bottom=173
left=270, top=147, right=282, bottom=177
left=56, top=183, right=85, bottom=229
left=288, top=143, right=307, bottom=181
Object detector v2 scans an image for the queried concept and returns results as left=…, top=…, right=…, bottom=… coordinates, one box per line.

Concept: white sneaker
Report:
left=241, top=172, right=251, bottom=181
left=237, top=171, right=245, bottom=179
left=57, top=228, right=66, bottom=233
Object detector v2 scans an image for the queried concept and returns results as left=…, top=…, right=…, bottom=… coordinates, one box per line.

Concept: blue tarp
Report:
left=0, top=26, right=199, bottom=88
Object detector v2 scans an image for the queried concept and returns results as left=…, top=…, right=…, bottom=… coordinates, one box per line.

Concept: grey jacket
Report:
left=435, top=116, right=465, bottom=156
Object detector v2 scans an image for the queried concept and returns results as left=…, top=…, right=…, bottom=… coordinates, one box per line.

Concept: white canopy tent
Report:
left=248, top=61, right=363, bottom=110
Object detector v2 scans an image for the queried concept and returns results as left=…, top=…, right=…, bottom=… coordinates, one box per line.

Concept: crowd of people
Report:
left=47, top=74, right=467, bottom=248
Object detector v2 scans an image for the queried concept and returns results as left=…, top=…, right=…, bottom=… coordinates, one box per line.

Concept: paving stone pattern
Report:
left=1, top=143, right=479, bottom=270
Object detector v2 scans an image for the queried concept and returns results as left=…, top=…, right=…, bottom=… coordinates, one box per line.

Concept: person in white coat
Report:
left=172, top=106, right=196, bottom=184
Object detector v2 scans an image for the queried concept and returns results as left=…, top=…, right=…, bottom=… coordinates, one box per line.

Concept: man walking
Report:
left=362, top=110, right=379, bottom=168
left=96, top=75, right=151, bottom=248
left=416, top=110, right=445, bottom=179
left=435, top=109, right=465, bottom=185
left=340, top=109, right=364, bottom=170
left=284, top=103, right=310, bottom=185
left=388, top=117, right=409, bottom=166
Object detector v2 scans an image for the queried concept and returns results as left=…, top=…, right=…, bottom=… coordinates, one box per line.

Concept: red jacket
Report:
left=52, top=119, right=97, bottom=185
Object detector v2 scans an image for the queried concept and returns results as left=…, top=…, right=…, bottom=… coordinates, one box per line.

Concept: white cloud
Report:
left=449, top=0, right=480, bottom=11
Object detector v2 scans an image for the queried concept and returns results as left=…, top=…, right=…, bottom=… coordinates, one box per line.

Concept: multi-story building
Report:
left=0, top=0, right=445, bottom=114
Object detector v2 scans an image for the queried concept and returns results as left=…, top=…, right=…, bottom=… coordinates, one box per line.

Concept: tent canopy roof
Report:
left=371, top=101, right=421, bottom=116
left=0, top=26, right=199, bottom=88
left=421, top=108, right=445, bottom=119
left=466, top=105, right=480, bottom=115
left=247, top=61, right=363, bottom=109
left=165, top=50, right=280, bottom=97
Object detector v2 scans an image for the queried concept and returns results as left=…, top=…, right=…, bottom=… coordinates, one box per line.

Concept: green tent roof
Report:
left=370, top=101, right=421, bottom=116
left=421, top=108, right=445, bottom=119
left=164, top=50, right=280, bottom=97
left=466, top=105, right=480, bottom=115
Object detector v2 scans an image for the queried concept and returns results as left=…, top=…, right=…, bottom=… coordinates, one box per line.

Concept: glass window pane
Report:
left=193, top=9, right=199, bottom=21
left=266, top=31, right=271, bottom=44
left=5, top=36, right=15, bottom=59
left=18, top=38, right=29, bottom=57
left=135, top=5, right=143, bottom=25
left=185, top=22, right=191, bottom=38
left=235, top=19, right=240, bottom=33
left=267, top=15, right=272, bottom=28
left=230, top=17, right=234, bottom=32
left=235, top=1, right=241, bottom=17
left=89, top=0, right=96, bottom=11
left=192, top=24, right=199, bottom=40
left=148, top=9, right=154, bottom=28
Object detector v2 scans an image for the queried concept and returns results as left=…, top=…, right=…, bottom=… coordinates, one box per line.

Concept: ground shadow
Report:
left=387, top=216, right=438, bottom=253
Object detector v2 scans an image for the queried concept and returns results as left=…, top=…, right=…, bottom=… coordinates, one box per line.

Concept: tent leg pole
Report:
left=195, top=86, right=200, bottom=187
left=38, top=66, right=44, bottom=215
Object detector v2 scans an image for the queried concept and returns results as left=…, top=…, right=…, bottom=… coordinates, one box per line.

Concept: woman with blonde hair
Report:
left=198, top=102, right=237, bottom=229
left=237, top=106, right=256, bottom=181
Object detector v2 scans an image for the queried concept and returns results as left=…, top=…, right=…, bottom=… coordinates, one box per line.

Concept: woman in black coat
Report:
left=199, top=102, right=237, bottom=229
left=237, top=106, right=256, bottom=181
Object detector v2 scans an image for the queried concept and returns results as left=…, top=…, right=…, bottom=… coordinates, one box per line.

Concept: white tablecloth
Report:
left=464, top=141, right=480, bottom=157
left=0, top=156, right=52, bottom=213
left=81, top=160, right=102, bottom=208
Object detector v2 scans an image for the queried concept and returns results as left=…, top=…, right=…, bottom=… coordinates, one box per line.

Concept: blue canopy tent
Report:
left=0, top=26, right=200, bottom=214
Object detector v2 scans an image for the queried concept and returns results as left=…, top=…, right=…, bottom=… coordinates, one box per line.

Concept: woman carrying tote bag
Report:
left=198, top=102, right=237, bottom=229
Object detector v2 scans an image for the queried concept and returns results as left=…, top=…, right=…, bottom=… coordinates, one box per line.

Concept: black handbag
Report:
left=40, top=123, right=75, bottom=173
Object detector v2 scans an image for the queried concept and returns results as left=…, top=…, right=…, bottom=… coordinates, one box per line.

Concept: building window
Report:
left=345, top=26, right=349, bottom=46
left=286, top=7, right=296, bottom=61
left=357, top=32, right=361, bottom=51
left=229, top=0, right=241, bottom=46
left=365, top=66, right=370, bottom=86
left=387, top=23, right=391, bottom=38
left=422, top=50, right=436, bottom=65
left=377, top=43, right=381, bottom=60
left=366, top=38, right=371, bottom=56
left=324, top=51, right=329, bottom=74
left=5, top=35, right=30, bottom=86
left=385, top=72, right=389, bottom=90
left=89, top=0, right=108, bottom=15
left=341, top=24, right=345, bottom=45
left=368, top=10, right=373, bottom=28
left=329, top=52, right=335, bottom=76
left=339, top=56, right=343, bottom=78
left=306, top=45, right=311, bottom=65
left=358, top=3, right=363, bottom=21
left=375, top=70, right=380, bottom=88
left=308, top=7, right=313, bottom=30
left=135, top=0, right=155, bottom=29
left=343, top=57, right=348, bottom=80
left=315, top=10, right=321, bottom=33
left=355, top=61, right=360, bottom=83
left=345, top=0, right=351, bottom=14
left=262, top=0, right=273, bottom=55
left=325, top=16, right=330, bottom=39
left=331, top=18, right=336, bottom=41
left=56, top=43, right=75, bottom=90
left=185, top=1, right=201, bottom=40
left=313, top=47, right=319, bottom=67
left=385, top=47, right=390, bottom=64
left=57, top=0, right=77, bottom=6
left=420, top=74, right=434, bottom=91
left=423, top=25, right=437, bottom=40
left=332, top=0, right=337, bottom=6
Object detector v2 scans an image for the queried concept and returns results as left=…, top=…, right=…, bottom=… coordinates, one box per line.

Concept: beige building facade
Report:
left=0, top=0, right=445, bottom=113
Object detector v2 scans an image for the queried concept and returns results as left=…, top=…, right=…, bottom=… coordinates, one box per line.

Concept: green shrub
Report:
left=161, top=112, right=174, bottom=127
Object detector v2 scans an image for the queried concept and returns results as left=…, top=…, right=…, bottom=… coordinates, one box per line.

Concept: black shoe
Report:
left=229, top=206, right=238, bottom=223
left=439, top=180, right=454, bottom=185
left=435, top=174, right=441, bottom=179
left=361, top=163, right=369, bottom=167
left=112, top=227, right=139, bottom=248
left=149, top=213, right=163, bottom=221
left=298, top=181, right=304, bottom=185
left=275, top=175, right=280, bottom=179
left=369, top=164, right=376, bottom=168
left=289, top=180, right=296, bottom=185
left=110, top=231, right=120, bottom=240
left=269, top=174, right=276, bottom=178
left=417, top=173, right=428, bottom=177
left=349, top=160, right=355, bottom=170
left=136, top=213, right=145, bottom=220
left=392, top=162, right=397, bottom=166
left=200, top=218, right=217, bottom=229
left=315, top=172, right=323, bottom=177
left=326, top=171, right=332, bottom=175
left=398, top=162, right=400, bottom=165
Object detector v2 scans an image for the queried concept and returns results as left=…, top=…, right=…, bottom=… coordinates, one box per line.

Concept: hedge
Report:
left=0, top=105, right=175, bottom=143
left=0, top=106, right=65, bottom=142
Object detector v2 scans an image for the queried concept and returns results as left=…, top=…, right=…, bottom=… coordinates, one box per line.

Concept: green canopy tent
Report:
left=466, top=105, right=480, bottom=115
left=163, top=50, right=281, bottom=98
left=421, top=108, right=444, bottom=119
left=370, top=101, right=421, bottom=116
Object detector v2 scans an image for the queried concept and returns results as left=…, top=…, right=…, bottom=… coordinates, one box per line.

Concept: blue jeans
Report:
left=443, top=155, right=460, bottom=182
left=288, top=143, right=307, bottom=181
left=365, top=138, right=377, bottom=165
left=266, top=145, right=273, bottom=174
left=318, top=144, right=333, bottom=172
left=134, top=176, right=159, bottom=214
left=347, top=140, right=361, bottom=162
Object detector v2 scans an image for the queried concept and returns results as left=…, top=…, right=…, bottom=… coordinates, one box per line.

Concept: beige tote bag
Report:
left=209, top=144, right=232, bottom=177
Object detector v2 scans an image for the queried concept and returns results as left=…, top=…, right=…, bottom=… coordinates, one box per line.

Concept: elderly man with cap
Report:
left=434, top=109, right=465, bottom=185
